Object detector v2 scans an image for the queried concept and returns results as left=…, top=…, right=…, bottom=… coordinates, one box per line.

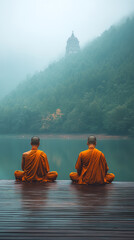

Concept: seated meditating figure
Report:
left=14, top=136, right=58, bottom=182
left=70, top=136, right=115, bottom=184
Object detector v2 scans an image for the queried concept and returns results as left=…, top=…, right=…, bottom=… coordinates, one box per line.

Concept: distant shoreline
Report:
left=0, top=133, right=130, bottom=140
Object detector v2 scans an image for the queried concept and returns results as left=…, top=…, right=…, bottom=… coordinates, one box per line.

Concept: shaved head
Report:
left=31, top=136, right=40, bottom=146
left=87, top=136, right=96, bottom=145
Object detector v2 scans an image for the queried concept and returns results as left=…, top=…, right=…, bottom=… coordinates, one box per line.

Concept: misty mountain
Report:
left=0, top=17, right=134, bottom=135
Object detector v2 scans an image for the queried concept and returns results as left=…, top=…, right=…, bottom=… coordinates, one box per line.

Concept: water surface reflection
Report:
left=0, top=136, right=134, bottom=181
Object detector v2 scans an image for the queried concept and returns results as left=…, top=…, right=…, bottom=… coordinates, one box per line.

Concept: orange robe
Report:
left=14, top=150, right=58, bottom=182
left=70, top=148, right=115, bottom=184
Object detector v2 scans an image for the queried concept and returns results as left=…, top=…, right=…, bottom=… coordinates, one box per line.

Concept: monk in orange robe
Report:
left=70, top=136, right=115, bottom=184
left=14, top=136, right=58, bottom=182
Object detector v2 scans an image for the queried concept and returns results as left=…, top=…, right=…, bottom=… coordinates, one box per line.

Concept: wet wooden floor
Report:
left=0, top=180, right=134, bottom=240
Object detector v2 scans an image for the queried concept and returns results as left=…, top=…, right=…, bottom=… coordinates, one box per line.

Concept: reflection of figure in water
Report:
left=14, top=136, right=58, bottom=182
left=69, top=183, right=112, bottom=231
left=70, top=183, right=109, bottom=210
left=70, top=136, right=115, bottom=184
left=17, top=182, right=50, bottom=211
left=14, top=182, right=50, bottom=230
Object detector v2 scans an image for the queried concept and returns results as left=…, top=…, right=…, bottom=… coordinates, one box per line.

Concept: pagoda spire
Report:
left=66, top=32, right=80, bottom=56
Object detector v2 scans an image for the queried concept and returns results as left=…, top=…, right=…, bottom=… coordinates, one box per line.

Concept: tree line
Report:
left=0, top=17, right=134, bottom=136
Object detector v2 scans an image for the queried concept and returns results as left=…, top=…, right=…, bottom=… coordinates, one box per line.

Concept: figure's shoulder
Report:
left=79, top=148, right=105, bottom=159
left=22, top=150, right=31, bottom=157
left=38, top=150, right=47, bottom=158
left=95, top=148, right=105, bottom=157
left=80, top=149, right=89, bottom=156
left=94, top=148, right=102, bottom=154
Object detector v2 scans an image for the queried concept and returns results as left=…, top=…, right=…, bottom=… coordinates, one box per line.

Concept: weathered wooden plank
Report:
left=0, top=180, right=134, bottom=239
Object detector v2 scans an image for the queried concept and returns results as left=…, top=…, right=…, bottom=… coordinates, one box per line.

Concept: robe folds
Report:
left=70, top=148, right=115, bottom=184
left=14, top=150, right=58, bottom=182
left=22, top=150, right=49, bottom=182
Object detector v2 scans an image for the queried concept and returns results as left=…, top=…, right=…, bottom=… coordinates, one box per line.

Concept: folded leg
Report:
left=69, top=172, right=79, bottom=183
left=14, top=170, right=24, bottom=181
left=44, top=171, right=58, bottom=182
left=105, top=173, right=115, bottom=183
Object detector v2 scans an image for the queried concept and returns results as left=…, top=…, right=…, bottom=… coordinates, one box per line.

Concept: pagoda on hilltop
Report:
left=66, top=32, right=80, bottom=55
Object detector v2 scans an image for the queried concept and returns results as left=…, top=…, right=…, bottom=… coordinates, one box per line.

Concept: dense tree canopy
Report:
left=0, top=17, right=134, bottom=135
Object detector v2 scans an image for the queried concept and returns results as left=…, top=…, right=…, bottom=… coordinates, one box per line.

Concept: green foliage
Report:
left=0, top=17, right=134, bottom=135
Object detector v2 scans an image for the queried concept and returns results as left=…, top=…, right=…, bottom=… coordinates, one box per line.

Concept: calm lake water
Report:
left=0, top=135, right=134, bottom=181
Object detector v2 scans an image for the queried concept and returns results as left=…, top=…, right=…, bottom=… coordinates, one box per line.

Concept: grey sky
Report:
left=0, top=0, right=134, bottom=98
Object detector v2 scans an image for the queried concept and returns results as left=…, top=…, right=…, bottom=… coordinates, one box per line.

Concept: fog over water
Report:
left=0, top=0, right=134, bottom=98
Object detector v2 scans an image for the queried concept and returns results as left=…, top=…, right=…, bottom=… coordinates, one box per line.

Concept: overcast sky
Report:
left=0, top=0, right=134, bottom=98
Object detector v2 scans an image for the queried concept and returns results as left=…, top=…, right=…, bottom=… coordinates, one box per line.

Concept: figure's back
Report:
left=82, top=148, right=108, bottom=184
left=23, top=150, right=49, bottom=182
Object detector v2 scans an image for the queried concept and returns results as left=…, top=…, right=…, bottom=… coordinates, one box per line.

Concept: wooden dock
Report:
left=0, top=180, right=134, bottom=239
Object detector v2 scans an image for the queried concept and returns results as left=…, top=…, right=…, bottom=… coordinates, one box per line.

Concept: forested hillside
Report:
left=0, top=17, right=134, bottom=135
